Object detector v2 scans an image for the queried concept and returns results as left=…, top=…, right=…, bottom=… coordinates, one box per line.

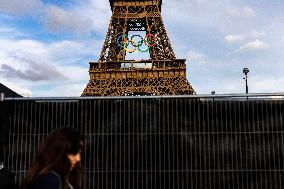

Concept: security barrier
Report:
left=1, top=94, right=284, bottom=188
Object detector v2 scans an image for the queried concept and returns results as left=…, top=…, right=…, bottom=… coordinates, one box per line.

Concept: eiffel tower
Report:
left=82, top=0, right=195, bottom=96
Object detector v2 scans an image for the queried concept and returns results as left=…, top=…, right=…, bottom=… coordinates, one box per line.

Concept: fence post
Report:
left=0, top=93, right=4, bottom=101
left=0, top=93, right=6, bottom=164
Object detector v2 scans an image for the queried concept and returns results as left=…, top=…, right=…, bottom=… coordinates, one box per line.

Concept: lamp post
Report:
left=243, top=68, right=249, bottom=94
left=211, top=91, right=215, bottom=103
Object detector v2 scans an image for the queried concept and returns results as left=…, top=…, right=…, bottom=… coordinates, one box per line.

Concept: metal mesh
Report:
left=1, top=95, right=284, bottom=188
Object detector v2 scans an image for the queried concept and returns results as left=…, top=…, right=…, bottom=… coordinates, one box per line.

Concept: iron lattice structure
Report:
left=82, top=0, right=195, bottom=96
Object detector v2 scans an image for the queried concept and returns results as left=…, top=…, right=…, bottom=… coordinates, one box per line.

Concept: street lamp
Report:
left=243, top=68, right=249, bottom=94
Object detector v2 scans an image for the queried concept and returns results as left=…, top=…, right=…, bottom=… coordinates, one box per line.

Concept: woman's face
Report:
left=68, top=152, right=81, bottom=170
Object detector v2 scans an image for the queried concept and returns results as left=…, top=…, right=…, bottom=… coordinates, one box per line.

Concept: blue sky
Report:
left=0, top=0, right=284, bottom=96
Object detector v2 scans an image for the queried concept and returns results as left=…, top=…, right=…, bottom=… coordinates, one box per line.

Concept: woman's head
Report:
left=36, top=127, right=84, bottom=172
left=25, top=127, right=84, bottom=188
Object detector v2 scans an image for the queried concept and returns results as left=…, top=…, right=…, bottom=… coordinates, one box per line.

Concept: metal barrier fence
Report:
left=1, top=94, right=284, bottom=189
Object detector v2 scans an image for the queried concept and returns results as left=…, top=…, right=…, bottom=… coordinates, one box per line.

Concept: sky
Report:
left=0, top=0, right=284, bottom=97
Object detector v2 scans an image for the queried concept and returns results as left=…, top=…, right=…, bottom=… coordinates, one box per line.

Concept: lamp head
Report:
left=243, top=67, right=249, bottom=75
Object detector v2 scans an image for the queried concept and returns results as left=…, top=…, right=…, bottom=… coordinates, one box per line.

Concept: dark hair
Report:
left=23, top=127, right=84, bottom=189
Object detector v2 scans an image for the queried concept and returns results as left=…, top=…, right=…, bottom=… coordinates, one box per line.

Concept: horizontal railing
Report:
left=2, top=93, right=284, bottom=101
left=89, top=59, right=187, bottom=71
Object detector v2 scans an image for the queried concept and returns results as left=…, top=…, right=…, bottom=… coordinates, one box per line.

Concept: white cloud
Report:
left=239, top=39, right=269, bottom=51
left=8, top=39, right=50, bottom=58
left=56, top=65, right=88, bottom=81
left=230, top=6, right=255, bottom=17
left=47, top=40, right=101, bottom=63
left=0, top=32, right=95, bottom=96
left=34, top=83, right=86, bottom=97
left=1, top=63, right=64, bottom=81
left=250, top=30, right=265, bottom=38
left=1, top=80, right=32, bottom=97
left=79, top=0, right=111, bottom=32
left=44, top=5, right=94, bottom=34
left=0, top=39, right=62, bottom=82
left=224, top=35, right=245, bottom=43
left=251, top=76, right=284, bottom=93
left=224, top=31, right=266, bottom=45
left=187, top=50, right=206, bottom=64
left=88, top=0, right=109, bottom=11
left=0, top=26, right=20, bottom=35
left=163, top=0, right=232, bottom=29
left=0, top=0, right=109, bottom=35
left=0, top=0, right=44, bottom=15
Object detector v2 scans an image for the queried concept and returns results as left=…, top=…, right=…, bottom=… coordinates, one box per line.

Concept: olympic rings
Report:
left=115, top=33, right=156, bottom=52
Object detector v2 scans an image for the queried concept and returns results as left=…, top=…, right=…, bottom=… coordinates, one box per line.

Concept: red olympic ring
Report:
left=144, top=34, right=156, bottom=47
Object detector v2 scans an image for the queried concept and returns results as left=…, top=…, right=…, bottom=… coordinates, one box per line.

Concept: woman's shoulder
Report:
left=27, top=171, right=62, bottom=189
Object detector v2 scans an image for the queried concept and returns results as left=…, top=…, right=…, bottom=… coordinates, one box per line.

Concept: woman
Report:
left=23, top=127, right=84, bottom=189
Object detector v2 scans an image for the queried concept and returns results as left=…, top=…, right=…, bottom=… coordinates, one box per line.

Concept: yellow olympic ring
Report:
left=123, top=40, right=137, bottom=53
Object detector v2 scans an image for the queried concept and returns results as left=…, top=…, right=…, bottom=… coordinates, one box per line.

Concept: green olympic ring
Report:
left=116, top=33, right=156, bottom=52
left=137, top=40, right=149, bottom=52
